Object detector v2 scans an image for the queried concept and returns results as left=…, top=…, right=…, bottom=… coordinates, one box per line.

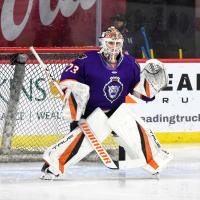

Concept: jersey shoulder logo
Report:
left=77, top=53, right=87, bottom=60
left=103, top=76, right=123, bottom=103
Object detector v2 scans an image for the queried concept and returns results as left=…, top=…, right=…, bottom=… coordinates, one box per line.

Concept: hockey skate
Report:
left=40, top=163, right=60, bottom=180
left=152, top=172, right=160, bottom=180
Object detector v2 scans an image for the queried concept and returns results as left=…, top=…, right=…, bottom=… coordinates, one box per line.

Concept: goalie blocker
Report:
left=41, top=103, right=172, bottom=179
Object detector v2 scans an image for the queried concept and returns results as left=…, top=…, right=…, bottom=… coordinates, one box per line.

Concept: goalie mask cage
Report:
left=0, top=47, right=118, bottom=162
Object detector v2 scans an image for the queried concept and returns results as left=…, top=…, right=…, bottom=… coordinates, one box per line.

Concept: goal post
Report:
left=0, top=47, right=118, bottom=162
left=1, top=54, right=27, bottom=155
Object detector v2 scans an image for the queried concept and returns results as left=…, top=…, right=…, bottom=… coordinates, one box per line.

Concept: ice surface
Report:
left=0, top=145, right=200, bottom=200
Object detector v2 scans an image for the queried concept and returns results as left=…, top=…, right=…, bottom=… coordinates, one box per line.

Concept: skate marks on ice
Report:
left=0, top=145, right=199, bottom=200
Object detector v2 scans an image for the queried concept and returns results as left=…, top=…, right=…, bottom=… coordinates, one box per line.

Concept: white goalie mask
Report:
left=99, top=26, right=124, bottom=64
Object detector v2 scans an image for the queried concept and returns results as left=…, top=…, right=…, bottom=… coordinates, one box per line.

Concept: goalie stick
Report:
left=30, top=46, right=118, bottom=169
left=29, top=46, right=64, bottom=97
left=79, top=119, right=118, bottom=169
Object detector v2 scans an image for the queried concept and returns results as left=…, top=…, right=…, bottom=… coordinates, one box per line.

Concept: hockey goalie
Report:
left=40, top=26, right=173, bottom=180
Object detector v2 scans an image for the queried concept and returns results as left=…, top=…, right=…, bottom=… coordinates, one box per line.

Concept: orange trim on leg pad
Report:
left=139, top=125, right=159, bottom=170
left=58, top=132, right=83, bottom=173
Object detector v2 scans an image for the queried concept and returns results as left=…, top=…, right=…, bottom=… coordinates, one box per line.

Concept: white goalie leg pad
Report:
left=61, top=80, right=90, bottom=122
left=108, top=103, right=173, bottom=174
left=43, top=108, right=111, bottom=175
left=134, top=59, right=168, bottom=98
left=112, top=134, right=146, bottom=169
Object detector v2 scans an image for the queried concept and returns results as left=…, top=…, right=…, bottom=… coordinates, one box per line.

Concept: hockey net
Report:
left=0, top=47, right=118, bottom=162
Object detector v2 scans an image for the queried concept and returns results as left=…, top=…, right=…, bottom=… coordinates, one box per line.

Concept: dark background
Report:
left=125, top=0, right=195, bottom=58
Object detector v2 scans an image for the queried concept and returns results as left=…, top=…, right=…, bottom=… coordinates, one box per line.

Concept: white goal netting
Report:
left=0, top=47, right=118, bottom=162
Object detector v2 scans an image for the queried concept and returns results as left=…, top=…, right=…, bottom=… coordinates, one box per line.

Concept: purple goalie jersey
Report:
left=60, top=51, right=140, bottom=112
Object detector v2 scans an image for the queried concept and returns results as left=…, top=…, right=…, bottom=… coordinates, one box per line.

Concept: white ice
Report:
left=0, top=145, right=200, bottom=200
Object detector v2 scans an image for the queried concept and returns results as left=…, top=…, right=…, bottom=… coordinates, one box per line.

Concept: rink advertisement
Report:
left=132, top=62, right=200, bottom=134
left=0, top=0, right=125, bottom=47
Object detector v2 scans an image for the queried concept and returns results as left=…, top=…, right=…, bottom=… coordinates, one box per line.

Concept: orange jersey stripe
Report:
left=125, top=95, right=137, bottom=103
left=59, top=78, right=78, bottom=83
